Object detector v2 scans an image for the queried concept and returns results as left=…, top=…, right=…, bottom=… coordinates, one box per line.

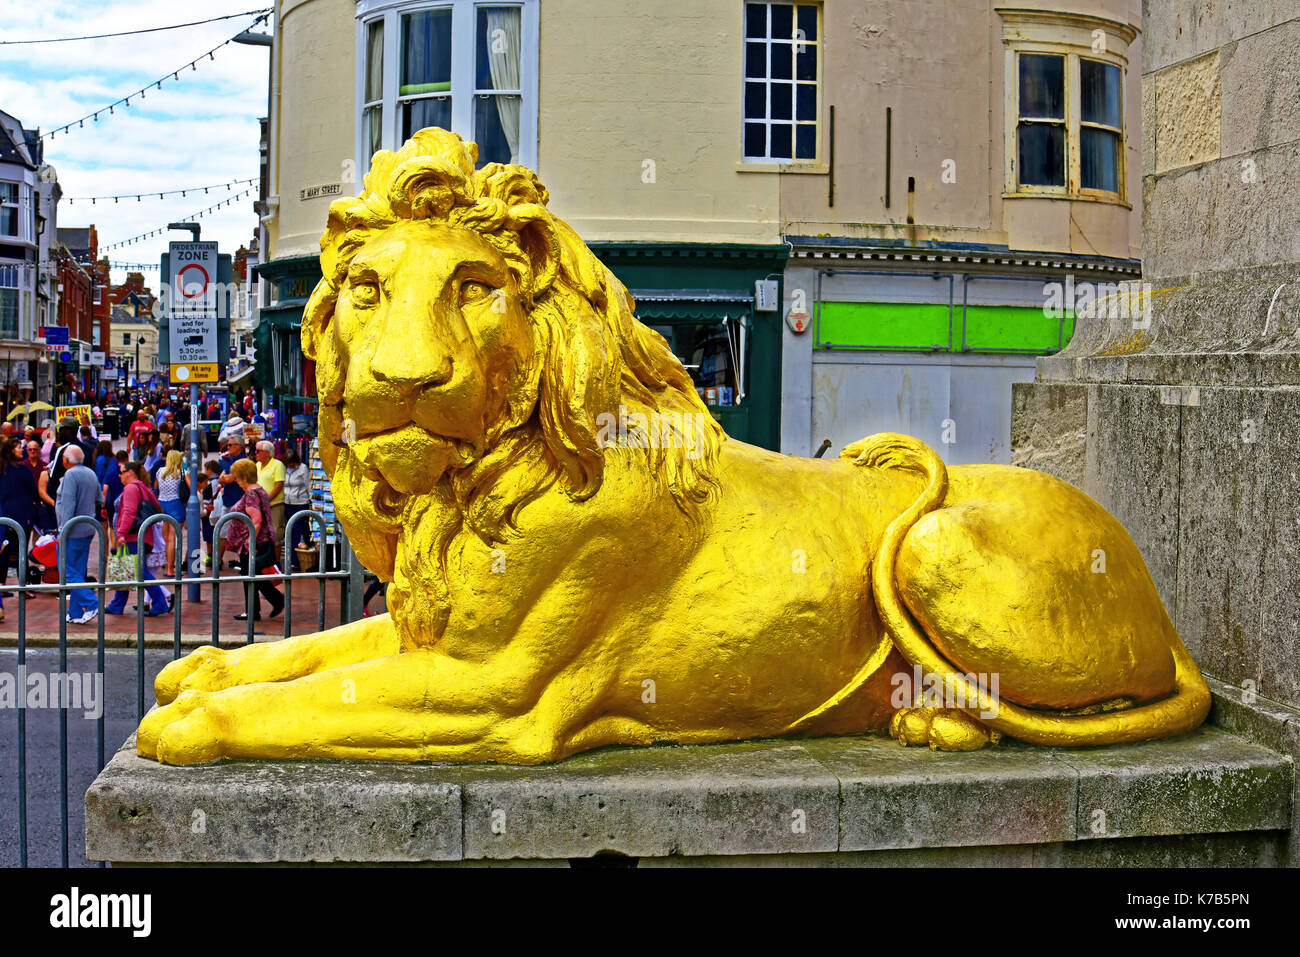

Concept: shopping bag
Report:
left=107, top=546, right=134, bottom=582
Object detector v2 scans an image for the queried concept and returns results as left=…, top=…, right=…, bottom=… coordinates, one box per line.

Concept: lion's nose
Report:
left=369, top=345, right=454, bottom=392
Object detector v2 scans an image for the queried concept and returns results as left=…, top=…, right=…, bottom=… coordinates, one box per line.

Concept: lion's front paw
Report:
left=889, top=707, right=1001, bottom=751
left=155, top=646, right=235, bottom=705
left=137, top=690, right=227, bottom=765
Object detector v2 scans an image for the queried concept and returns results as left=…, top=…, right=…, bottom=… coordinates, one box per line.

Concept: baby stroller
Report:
left=29, top=533, right=59, bottom=585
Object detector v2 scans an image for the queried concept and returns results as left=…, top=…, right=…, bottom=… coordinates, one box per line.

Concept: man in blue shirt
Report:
left=55, top=445, right=104, bottom=625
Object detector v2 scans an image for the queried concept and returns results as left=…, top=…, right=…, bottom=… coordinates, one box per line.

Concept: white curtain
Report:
left=486, top=7, right=521, bottom=163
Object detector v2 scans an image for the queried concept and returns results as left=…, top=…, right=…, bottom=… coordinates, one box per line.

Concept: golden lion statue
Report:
left=138, top=129, right=1209, bottom=764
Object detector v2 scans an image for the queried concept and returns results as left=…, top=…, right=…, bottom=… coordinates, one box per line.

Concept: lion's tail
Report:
left=786, top=432, right=1211, bottom=746
left=785, top=433, right=947, bottom=733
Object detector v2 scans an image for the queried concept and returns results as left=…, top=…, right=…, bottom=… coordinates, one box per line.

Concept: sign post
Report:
left=167, top=240, right=219, bottom=603
left=166, top=241, right=220, bottom=385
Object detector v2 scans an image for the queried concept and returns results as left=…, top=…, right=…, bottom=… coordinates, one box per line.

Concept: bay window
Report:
left=1000, top=10, right=1133, bottom=202
left=1013, top=51, right=1124, bottom=196
left=357, top=0, right=537, bottom=170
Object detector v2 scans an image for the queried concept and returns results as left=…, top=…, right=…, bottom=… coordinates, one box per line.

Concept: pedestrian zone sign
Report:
left=169, top=241, right=220, bottom=384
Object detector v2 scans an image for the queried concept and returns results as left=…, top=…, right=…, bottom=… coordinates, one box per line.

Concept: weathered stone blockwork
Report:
left=1013, top=5, right=1300, bottom=863
left=86, top=729, right=1291, bottom=865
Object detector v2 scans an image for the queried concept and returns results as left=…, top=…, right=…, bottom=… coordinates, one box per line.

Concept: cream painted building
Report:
left=259, top=0, right=1142, bottom=455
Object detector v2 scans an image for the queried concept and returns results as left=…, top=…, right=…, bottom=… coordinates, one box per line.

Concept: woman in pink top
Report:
left=225, top=457, right=284, bottom=621
left=105, top=461, right=171, bottom=616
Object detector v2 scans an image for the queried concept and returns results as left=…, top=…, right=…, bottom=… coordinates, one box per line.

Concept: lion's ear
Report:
left=304, top=198, right=354, bottom=361
left=301, top=279, right=335, bottom=362
left=507, top=203, right=560, bottom=301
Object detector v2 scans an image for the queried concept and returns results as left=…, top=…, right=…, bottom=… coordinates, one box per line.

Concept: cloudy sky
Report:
left=0, top=2, right=273, bottom=283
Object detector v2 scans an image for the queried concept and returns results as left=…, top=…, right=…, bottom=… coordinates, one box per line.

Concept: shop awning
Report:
left=257, top=303, right=304, bottom=330
left=227, top=364, right=257, bottom=387
left=628, top=289, right=754, bottom=322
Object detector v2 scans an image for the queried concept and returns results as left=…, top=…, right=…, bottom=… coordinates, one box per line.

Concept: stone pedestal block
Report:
left=86, top=728, right=1291, bottom=866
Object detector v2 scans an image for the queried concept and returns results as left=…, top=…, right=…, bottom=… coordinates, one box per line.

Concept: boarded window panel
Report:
left=816, top=302, right=952, bottom=350
left=815, top=302, right=1076, bottom=351
left=1081, top=127, right=1120, bottom=191
left=1019, top=53, right=1063, bottom=119
left=963, top=305, right=1076, bottom=351
left=1018, top=123, right=1065, bottom=186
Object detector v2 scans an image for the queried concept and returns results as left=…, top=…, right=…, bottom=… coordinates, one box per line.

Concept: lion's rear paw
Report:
left=889, top=707, right=1001, bottom=751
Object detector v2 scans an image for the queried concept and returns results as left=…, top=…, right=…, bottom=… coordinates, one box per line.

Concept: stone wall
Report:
left=1012, top=4, right=1300, bottom=714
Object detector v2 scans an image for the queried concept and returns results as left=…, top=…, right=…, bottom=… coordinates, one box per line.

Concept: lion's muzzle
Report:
left=348, top=425, right=470, bottom=495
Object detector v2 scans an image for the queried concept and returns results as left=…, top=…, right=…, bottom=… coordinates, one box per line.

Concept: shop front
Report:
left=588, top=243, right=788, bottom=452
left=0, top=342, right=46, bottom=422
left=254, top=254, right=319, bottom=444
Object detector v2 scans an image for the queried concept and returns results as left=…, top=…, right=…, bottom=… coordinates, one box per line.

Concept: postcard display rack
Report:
left=308, top=437, right=340, bottom=564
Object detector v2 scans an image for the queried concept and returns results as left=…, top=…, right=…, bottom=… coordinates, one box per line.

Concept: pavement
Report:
left=0, top=647, right=174, bottom=867
left=0, top=531, right=363, bottom=646
left=0, top=429, right=374, bottom=646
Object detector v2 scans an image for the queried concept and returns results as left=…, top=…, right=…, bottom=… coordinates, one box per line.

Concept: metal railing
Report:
left=2, top=511, right=366, bottom=867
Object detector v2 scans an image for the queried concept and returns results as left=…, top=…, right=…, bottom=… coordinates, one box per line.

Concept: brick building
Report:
left=55, top=246, right=92, bottom=344
left=55, top=224, right=113, bottom=400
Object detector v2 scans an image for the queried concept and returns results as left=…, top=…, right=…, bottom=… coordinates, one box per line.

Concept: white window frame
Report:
left=0, top=263, right=31, bottom=340
left=355, top=0, right=539, bottom=176
left=740, top=1, right=822, bottom=167
left=998, top=8, right=1134, bottom=205
left=0, top=181, right=21, bottom=239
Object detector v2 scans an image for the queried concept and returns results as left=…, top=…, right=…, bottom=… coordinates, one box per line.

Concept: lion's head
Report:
left=302, top=128, right=724, bottom=645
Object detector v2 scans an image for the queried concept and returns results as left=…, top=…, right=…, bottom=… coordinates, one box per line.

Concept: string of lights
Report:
left=65, top=176, right=257, bottom=205
left=0, top=10, right=271, bottom=45
left=102, top=187, right=256, bottom=250
left=41, top=13, right=270, bottom=141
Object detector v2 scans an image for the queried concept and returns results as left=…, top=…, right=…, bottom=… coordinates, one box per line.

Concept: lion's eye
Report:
left=460, top=280, right=493, bottom=305
left=351, top=281, right=380, bottom=307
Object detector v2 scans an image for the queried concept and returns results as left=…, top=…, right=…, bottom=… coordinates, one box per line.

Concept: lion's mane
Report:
left=302, top=128, right=725, bottom=558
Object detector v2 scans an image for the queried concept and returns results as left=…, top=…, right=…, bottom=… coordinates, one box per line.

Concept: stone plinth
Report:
left=86, top=724, right=1291, bottom=866
left=1011, top=5, right=1300, bottom=864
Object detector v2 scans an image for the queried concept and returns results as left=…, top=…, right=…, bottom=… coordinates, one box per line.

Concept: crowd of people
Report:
left=0, top=386, right=313, bottom=625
